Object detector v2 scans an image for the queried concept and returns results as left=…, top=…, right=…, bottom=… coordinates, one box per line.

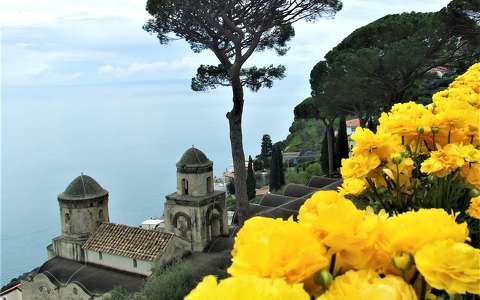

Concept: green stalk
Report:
left=419, top=276, right=427, bottom=300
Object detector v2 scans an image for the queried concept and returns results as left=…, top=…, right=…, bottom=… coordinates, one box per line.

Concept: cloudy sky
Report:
left=2, top=0, right=451, bottom=89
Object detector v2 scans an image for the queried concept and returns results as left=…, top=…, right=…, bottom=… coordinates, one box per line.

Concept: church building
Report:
left=20, top=147, right=227, bottom=300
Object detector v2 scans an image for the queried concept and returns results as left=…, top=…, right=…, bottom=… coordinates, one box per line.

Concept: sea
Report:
left=0, top=78, right=307, bottom=285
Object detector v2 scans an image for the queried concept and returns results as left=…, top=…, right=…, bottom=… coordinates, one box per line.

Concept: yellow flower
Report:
left=378, top=101, right=433, bottom=143
left=340, top=154, right=380, bottom=179
left=316, top=270, right=417, bottom=300
left=298, top=192, right=384, bottom=271
left=228, top=217, right=329, bottom=283
left=378, top=209, right=469, bottom=256
left=415, top=240, right=480, bottom=295
left=461, top=163, right=480, bottom=189
left=351, top=127, right=404, bottom=160
left=420, top=144, right=467, bottom=177
left=384, top=157, right=415, bottom=190
left=185, top=275, right=310, bottom=300
left=338, top=178, right=367, bottom=196
left=467, top=196, right=480, bottom=219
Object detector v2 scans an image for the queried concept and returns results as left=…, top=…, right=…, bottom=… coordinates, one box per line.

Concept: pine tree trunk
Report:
left=326, top=122, right=334, bottom=177
left=228, top=67, right=248, bottom=226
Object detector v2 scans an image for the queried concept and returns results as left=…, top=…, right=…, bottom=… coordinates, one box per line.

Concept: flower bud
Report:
left=392, top=251, right=413, bottom=272
left=431, top=127, right=439, bottom=134
left=417, top=127, right=425, bottom=134
left=314, top=269, right=333, bottom=289
left=470, top=189, right=480, bottom=198
left=377, top=187, right=388, bottom=195
left=392, top=155, right=403, bottom=164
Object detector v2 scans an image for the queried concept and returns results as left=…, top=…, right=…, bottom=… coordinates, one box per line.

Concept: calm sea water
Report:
left=1, top=79, right=306, bottom=284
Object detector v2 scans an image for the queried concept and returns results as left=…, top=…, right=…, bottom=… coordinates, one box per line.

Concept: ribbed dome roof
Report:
left=176, top=147, right=212, bottom=168
left=58, top=174, right=108, bottom=200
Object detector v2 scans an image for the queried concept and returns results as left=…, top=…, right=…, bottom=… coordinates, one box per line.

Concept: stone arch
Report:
left=172, top=212, right=192, bottom=238
left=206, top=204, right=223, bottom=240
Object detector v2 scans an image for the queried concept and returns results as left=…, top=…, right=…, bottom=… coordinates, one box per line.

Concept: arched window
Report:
left=206, top=177, right=213, bottom=193
left=133, top=259, right=137, bottom=268
left=65, top=213, right=70, bottom=222
left=99, top=251, right=103, bottom=260
left=98, top=209, right=103, bottom=220
left=182, top=178, right=189, bottom=195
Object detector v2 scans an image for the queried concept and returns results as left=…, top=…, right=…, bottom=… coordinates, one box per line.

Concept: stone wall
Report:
left=21, top=273, right=105, bottom=300
left=59, top=197, right=109, bottom=237
left=176, top=171, right=213, bottom=197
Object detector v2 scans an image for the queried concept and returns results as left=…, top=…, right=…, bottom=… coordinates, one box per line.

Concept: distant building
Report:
left=21, top=147, right=227, bottom=299
left=429, top=66, right=449, bottom=78
left=283, top=150, right=316, bottom=166
left=346, top=118, right=361, bottom=152
left=0, top=283, right=22, bottom=300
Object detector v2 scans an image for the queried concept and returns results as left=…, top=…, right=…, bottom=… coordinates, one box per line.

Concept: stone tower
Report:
left=164, top=147, right=227, bottom=252
left=50, top=174, right=109, bottom=262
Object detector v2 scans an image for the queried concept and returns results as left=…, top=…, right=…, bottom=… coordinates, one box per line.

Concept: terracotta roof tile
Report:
left=82, top=223, right=173, bottom=261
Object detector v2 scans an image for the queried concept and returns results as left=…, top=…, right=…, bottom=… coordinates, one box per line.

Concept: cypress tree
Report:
left=260, top=134, right=273, bottom=158
left=269, top=146, right=281, bottom=191
left=246, top=156, right=256, bottom=200
left=278, top=148, right=285, bottom=186
left=335, top=116, right=350, bottom=169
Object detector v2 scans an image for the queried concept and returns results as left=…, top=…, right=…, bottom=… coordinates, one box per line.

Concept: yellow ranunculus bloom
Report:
left=378, top=101, right=433, bottom=143
left=467, top=196, right=480, bottom=219
left=351, top=127, right=404, bottom=161
left=298, top=192, right=385, bottom=271
left=415, top=240, right=480, bottom=295
left=185, top=275, right=310, bottom=300
left=461, top=163, right=480, bottom=189
left=420, top=144, right=467, bottom=177
left=228, top=217, right=329, bottom=283
left=378, top=209, right=469, bottom=256
left=338, top=178, right=367, bottom=196
left=316, top=270, right=417, bottom=300
left=434, top=63, right=480, bottom=109
left=340, top=154, right=380, bottom=179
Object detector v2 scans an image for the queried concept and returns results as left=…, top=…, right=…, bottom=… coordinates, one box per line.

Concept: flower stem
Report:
left=419, top=276, right=427, bottom=300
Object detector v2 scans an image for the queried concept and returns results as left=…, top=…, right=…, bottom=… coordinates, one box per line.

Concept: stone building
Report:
left=20, top=147, right=228, bottom=299
left=164, top=147, right=228, bottom=252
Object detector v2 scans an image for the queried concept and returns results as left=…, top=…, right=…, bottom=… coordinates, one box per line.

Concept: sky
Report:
left=2, top=0, right=451, bottom=90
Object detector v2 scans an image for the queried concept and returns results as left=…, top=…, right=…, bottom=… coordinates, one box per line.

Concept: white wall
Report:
left=1, top=288, right=22, bottom=300
left=86, top=250, right=152, bottom=276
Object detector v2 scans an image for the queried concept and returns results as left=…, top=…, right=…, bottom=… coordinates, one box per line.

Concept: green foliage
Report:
left=309, top=8, right=480, bottom=127
left=191, top=64, right=286, bottom=92
left=246, top=156, right=256, bottom=200
left=269, top=145, right=285, bottom=191
left=286, top=163, right=324, bottom=185
left=253, top=158, right=264, bottom=171
left=142, top=261, right=196, bottom=300
left=104, top=287, right=136, bottom=300
left=284, top=118, right=324, bottom=152
left=334, top=116, right=349, bottom=169
left=260, top=134, right=273, bottom=158
left=226, top=181, right=235, bottom=195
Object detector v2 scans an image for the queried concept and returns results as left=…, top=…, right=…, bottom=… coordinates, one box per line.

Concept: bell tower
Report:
left=50, top=174, right=109, bottom=262
left=164, top=147, right=227, bottom=251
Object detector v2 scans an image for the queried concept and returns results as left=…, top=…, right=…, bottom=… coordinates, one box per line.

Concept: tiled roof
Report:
left=83, top=223, right=173, bottom=261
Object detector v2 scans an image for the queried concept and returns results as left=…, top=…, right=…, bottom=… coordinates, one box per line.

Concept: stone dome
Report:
left=58, top=174, right=108, bottom=201
left=176, top=147, right=213, bottom=168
